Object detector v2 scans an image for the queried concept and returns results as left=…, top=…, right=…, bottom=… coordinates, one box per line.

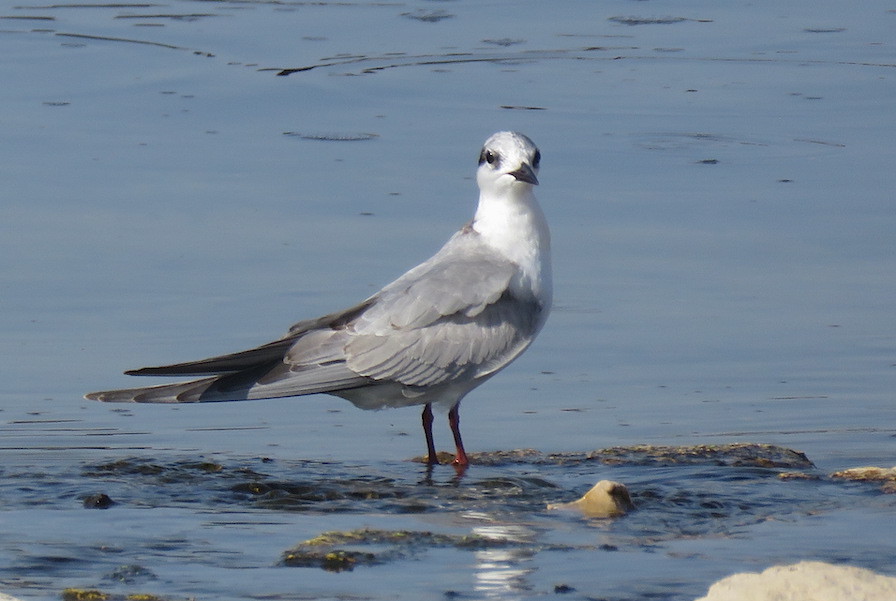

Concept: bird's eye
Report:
left=479, top=148, right=498, bottom=165
left=532, top=150, right=541, bottom=169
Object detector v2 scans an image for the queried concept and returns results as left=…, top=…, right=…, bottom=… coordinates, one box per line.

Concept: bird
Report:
left=86, top=131, right=552, bottom=468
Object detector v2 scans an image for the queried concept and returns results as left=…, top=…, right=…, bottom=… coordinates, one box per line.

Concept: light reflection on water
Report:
left=474, top=548, right=536, bottom=598
left=2, top=0, right=895, bottom=599
left=466, top=517, right=540, bottom=597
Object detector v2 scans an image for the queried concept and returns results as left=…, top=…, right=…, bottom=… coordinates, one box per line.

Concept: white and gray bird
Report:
left=86, top=131, right=552, bottom=468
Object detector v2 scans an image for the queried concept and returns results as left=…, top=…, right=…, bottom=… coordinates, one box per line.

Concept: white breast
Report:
left=472, top=187, right=552, bottom=309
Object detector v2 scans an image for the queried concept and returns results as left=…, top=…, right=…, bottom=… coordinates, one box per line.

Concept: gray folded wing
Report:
left=87, top=229, right=545, bottom=404
left=325, top=229, right=544, bottom=388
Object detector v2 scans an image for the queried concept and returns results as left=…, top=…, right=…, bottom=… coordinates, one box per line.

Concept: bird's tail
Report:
left=86, top=358, right=370, bottom=404
left=85, top=307, right=371, bottom=404
left=85, top=376, right=223, bottom=403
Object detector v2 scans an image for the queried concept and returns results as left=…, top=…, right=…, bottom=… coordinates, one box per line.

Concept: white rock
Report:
left=695, top=561, right=896, bottom=601
left=547, top=480, right=635, bottom=518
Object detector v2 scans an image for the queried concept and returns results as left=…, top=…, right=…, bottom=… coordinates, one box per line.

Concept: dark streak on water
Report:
left=283, top=132, right=379, bottom=142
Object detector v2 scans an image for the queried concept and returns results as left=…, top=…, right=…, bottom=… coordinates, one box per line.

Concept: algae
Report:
left=464, top=443, right=813, bottom=469
left=281, top=527, right=566, bottom=571
left=63, top=590, right=109, bottom=601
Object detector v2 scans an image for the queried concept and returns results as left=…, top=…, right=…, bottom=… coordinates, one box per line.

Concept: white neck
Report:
left=472, top=184, right=552, bottom=306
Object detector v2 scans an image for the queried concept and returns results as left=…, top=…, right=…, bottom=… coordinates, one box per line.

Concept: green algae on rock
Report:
left=281, top=528, right=573, bottom=571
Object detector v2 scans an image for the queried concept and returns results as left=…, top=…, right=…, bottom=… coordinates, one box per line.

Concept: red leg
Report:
left=448, top=404, right=469, bottom=467
left=421, top=403, right=438, bottom=465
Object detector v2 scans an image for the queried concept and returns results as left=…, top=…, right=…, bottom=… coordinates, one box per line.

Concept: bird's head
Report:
left=476, top=131, right=540, bottom=195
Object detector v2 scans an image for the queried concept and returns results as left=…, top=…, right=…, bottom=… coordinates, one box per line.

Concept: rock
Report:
left=459, top=444, right=814, bottom=468
left=695, top=561, right=896, bottom=601
left=831, top=466, right=896, bottom=493
left=547, top=480, right=635, bottom=518
left=280, top=527, right=567, bottom=571
left=82, top=493, right=116, bottom=509
left=777, top=471, right=819, bottom=481
left=577, top=443, right=814, bottom=469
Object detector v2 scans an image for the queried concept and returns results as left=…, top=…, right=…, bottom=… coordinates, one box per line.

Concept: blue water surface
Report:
left=1, top=1, right=895, bottom=599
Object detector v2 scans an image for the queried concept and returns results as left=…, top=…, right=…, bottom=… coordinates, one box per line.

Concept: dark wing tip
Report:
left=124, top=367, right=153, bottom=376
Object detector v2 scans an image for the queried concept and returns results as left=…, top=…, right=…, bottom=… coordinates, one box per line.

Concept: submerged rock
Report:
left=60, top=591, right=168, bottom=601
left=282, top=528, right=501, bottom=571
left=282, top=548, right=380, bottom=572
left=281, top=527, right=575, bottom=571
left=574, top=443, right=813, bottom=468
left=61, top=591, right=109, bottom=601
left=695, top=561, right=896, bottom=601
left=468, top=443, right=814, bottom=469
left=831, top=466, right=896, bottom=493
left=777, top=471, right=820, bottom=481
left=547, top=480, right=635, bottom=518
left=82, top=493, right=116, bottom=509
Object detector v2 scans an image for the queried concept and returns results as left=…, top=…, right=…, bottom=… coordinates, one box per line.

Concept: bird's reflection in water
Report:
left=468, top=518, right=538, bottom=598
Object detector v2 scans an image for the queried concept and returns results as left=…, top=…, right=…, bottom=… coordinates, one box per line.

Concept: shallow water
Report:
left=2, top=0, right=895, bottom=599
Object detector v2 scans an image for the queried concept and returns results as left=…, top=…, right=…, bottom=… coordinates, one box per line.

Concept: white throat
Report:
left=472, top=181, right=552, bottom=306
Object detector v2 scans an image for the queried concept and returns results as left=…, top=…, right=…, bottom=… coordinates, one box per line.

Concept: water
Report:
left=2, top=0, right=895, bottom=599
